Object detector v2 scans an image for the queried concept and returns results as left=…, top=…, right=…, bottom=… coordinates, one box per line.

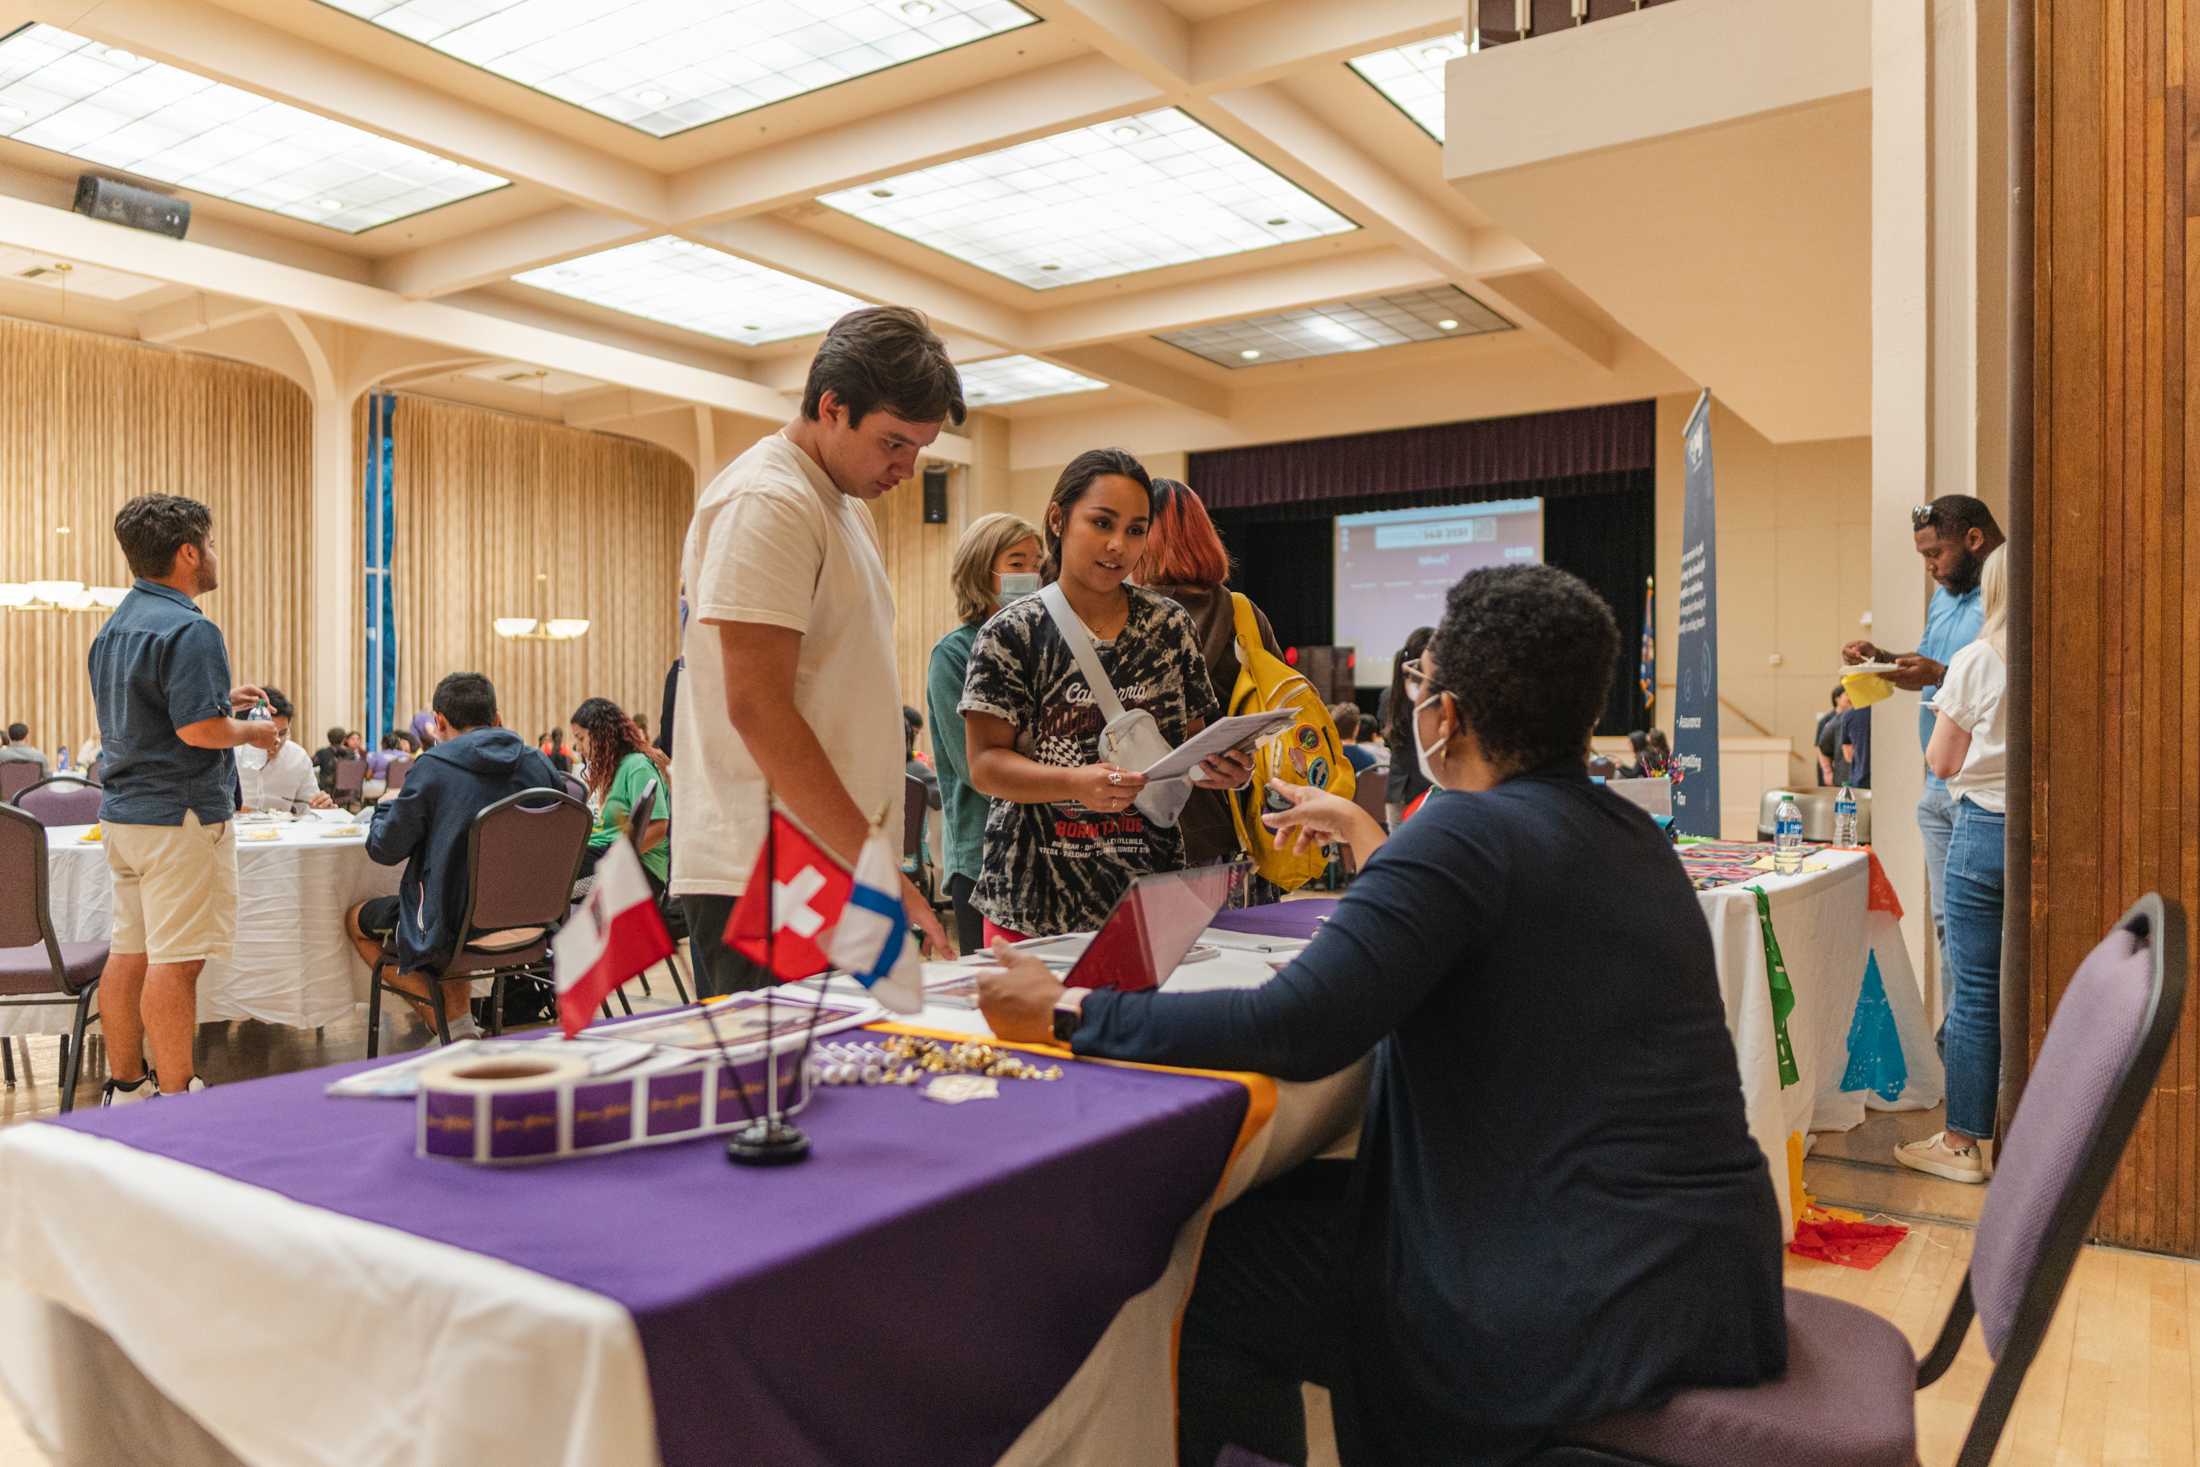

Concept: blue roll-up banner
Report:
left=363, top=392, right=398, bottom=744
left=1671, top=390, right=1721, bottom=837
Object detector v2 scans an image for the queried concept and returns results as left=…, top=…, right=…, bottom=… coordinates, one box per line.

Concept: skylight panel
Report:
left=513, top=236, right=868, bottom=346
left=0, top=24, right=506, bottom=232
left=957, top=355, right=1106, bottom=406
left=1347, top=31, right=1465, bottom=142
left=817, top=108, right=1357, bottom=290
left=322, top=0, right=1038, bottom=137
left=1157, top=285, right=1510, bottom=368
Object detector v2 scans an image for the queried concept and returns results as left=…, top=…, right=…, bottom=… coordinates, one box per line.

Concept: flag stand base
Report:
left=726, top=1118, right=811, bottom=1166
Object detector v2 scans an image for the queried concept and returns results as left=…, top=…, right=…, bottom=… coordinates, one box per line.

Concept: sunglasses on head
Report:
left=1910, top=504, right=1938, bottom=531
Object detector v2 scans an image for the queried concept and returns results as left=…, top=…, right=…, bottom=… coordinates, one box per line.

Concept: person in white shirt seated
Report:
left=238, top=686, right=333, bottom=815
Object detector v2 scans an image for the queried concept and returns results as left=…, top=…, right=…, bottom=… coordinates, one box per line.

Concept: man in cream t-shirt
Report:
left=673, top=305, right=962, bottom=994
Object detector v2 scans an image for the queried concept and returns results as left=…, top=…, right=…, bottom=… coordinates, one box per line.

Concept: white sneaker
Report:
left=100, top=1075, right=156, bottom=1107
left=1894, top=1131, right=1987, bottom=1185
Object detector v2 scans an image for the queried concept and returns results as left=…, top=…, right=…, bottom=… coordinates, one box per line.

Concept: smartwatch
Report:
left=1050, top=1000, right=1082, bottom=1047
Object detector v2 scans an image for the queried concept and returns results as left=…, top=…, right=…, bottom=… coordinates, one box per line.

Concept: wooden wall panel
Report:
left=368, top=395, right=689, bottom=749
left=0, top=317, right=310, bottom=759
left=2034, top=0, right=2200, bottom=1254
left=874, top=469, right=971, bottom=716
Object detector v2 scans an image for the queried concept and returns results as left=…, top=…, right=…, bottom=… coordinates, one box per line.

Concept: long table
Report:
left=0, top=948, right=1367, bottom=1467
left=4, top=819, right=399, bottom=1037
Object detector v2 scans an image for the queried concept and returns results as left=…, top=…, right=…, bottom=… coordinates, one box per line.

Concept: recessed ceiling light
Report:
left=318, top=198, right=344, bottom=211
left=819, top=107, right=1357, bottom=290
left=0, top=24, right=507, bottom=232
left=336, top=0, right=1037, bottom=138
left=1110, top=122, right=1145, bottom=141
left=955, top=355, right=1107, bottom=405
left=869, top=187, right=894, bottom=198
left=1265, top=216, right=1288, bottom=226
left=102, top=47, right=137, bottom=64
left=1349, top=30, right=1465, bottom=142
left=1158, top=285, right=1510, bottom=367
left=514, top=235, right=869, bottom=346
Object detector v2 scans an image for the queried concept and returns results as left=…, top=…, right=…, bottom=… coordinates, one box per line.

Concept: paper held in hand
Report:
left=1135, top=709, right=1298, bottom=783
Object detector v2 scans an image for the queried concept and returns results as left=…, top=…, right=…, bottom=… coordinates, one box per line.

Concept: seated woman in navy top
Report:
left=977, top=565, right=1786, bottom=1467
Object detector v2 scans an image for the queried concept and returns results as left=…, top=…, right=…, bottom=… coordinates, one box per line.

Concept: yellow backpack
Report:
left=1222, top=592, right=1356, bottom=892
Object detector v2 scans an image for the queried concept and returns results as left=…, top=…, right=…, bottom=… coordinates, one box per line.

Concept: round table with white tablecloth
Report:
left=6, top=817, right=401, bottom=1036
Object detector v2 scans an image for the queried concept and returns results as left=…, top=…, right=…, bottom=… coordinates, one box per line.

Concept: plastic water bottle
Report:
left=1832, top=786, right=1859, bottom=847
left=1773, top=794, right=1805, bottom=875
left=237, top=699, right=272, bottom=773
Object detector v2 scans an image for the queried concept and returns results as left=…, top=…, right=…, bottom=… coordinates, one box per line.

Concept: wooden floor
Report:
left=2, top=1020, right=2198, bottom=1465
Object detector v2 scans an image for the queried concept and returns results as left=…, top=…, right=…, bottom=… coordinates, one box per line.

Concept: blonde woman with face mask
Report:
left=926, top=511, right=1042, bottom=953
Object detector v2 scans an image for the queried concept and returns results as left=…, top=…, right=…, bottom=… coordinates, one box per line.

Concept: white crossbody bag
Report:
left=1039, top=582, right=1193, bottom=828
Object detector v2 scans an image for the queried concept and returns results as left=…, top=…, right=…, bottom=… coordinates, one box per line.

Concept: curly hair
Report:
left=569, top=697, right=666, bottom=802
left=112, top=493, right=211, bottom=579
left=1426, top=566, right=1618, bottom=774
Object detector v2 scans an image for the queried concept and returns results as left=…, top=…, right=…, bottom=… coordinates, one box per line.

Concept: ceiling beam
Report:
left=1189, top=0, right=1460, bottom=91
left=692, top=216, right=1031, bottom=347
left=0, top=195, right=794, bottom=419
left=135, top=291, right=270, bottom=344
left=1044, top=344, right=1227, bottom=418
left=1194, top=85, right=1613, bottom=369
left=1025, top=248, right=1443, bottom=351
left=376, top=207, right=644, bottom=300
left=1021, top=0, right=1193, bottom=90
left=36, top=0, right=670, bottom=223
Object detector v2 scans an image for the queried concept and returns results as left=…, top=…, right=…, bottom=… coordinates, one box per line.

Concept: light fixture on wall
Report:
left=494, top=571, right=589, bottom=642
left=0, top=522, right=128, bottom=614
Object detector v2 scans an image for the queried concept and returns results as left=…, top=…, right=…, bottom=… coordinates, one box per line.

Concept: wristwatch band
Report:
left=1050, top=1001, right=1081, bottom=1046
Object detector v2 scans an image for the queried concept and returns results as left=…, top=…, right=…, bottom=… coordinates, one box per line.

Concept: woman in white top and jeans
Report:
left=1897, top=546, right=2008, bottom=1184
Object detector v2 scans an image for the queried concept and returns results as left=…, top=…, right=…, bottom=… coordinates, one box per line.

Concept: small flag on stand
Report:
left=553, top=837, right=675, bottom=1038
left=726, top=811, right=853, bottom=981
left=825, top=825, right=923, bottom=1014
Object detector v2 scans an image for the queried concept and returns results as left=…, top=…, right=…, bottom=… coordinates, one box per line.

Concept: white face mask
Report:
left=1413, top=693, right=1452, bottom=790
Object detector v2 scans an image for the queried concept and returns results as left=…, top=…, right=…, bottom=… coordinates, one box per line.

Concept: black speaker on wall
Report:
left=72, top=175, right=190, bottom=239
left=922, top=464, right=949, bottom=524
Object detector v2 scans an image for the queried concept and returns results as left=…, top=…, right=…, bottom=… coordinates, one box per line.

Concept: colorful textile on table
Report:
left=1864, top=849, right=1904, bottom=919
left=1788, top=1205, right=1909, bottom=1270
left=553, top=837, right=675, bottom=1037
left=823, top=824, right=922, bottom=1013
left=727, top=811, right=853, bottom=980
left=1676, top=838, right=1779, bottom=891
left=1747, top=885, right=1801, bottom=1088
left=55, top=1042, right=1255, bottom=1467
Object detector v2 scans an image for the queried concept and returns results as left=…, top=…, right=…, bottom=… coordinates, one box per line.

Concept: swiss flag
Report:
left=726, top=812, right=854, bottom=981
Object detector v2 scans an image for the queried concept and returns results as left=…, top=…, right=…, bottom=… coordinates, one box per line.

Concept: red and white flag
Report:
left=726, top=811, right=853, bottom=981
left=553, top=837, right=675, bottom=1038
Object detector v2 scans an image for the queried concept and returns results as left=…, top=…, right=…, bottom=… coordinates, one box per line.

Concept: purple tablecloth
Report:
left=54, top=1047, right=1249, bottom=1467
left=1211, top=899, right=1337, bottom=941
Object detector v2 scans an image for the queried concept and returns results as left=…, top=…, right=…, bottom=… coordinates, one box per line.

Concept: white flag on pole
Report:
left=824, top=825, right=922, bottom=1013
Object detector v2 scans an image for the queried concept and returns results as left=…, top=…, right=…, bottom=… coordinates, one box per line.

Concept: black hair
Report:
left=112, top=493, right=212, bottom=579
left=1830, top=684, right=1847, bottom=707
left=1916, top=495, right=2003, bottom=543
left=5, top=722, right=25, bottom=743
left=1627, top=729, right=1649, bottom=753
left=326, top=726, right=349, bottom=747
left=1041, top=448, right=1152, bottom=584
left=1385, top=626, right=1435, bottom=754
left=801, top=305, right=966, bottom=429
left=260, top=685, right=294, bottom=720
left=432, top=672, right=498, bottom=732
left=1426, top=566, right=1619, bottom=774
left=381, top=731, right=403, bottom=750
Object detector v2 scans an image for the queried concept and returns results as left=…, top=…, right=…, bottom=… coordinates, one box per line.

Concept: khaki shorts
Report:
left=106, top=812, right=238, bottom=965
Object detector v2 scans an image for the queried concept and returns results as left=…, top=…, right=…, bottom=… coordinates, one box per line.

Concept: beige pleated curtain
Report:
left=0, top=317, right=311, bottom=758
left=361, top=394, right=690, bottom=749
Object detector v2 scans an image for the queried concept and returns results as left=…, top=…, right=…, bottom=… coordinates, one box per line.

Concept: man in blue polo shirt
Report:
left=87, top=495, right=280, bottom=1103
left=1844, top=494, right=2003, bottom=962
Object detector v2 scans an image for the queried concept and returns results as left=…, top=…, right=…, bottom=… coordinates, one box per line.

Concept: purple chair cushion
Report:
left=0, top=941, right=108, bottom=996
left=1562, top=1289, right=1917, bottom=1467
left=1970, top=926, right=2153, bottom=1359
left=17, top=785, right=103, bottom=828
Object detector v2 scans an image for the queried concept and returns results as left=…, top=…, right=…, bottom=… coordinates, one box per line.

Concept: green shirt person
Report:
left=569, top=699, right=671, bottom=888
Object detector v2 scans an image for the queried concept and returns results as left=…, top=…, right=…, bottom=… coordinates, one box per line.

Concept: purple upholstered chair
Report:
left=0, top=761, right=41, bottom=804
left=0, top=803, right=105, bottom=1112
left=364, top=787, right=592, bottom=1055
left=1526, top=892, right=2187, bottom=1467
left=13, top=776, right=104, bottom=829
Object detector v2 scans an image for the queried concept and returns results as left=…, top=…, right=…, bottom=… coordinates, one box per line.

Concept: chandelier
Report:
left=1, top=526, right=128, bottom=614
left=494, top=572, right=589, bottom=642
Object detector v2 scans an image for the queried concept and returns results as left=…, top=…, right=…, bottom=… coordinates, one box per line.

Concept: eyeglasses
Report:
left=1401, top=656, right=1446, bottom=703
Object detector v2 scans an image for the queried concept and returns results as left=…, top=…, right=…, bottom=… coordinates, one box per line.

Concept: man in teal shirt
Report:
left=1844, top=495, right=2003, bottom=959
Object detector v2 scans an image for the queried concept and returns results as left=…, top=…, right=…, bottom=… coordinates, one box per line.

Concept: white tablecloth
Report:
left=0, top=948, right=1368, bottom=1467
left=5, top=819, right=401, bottom=1037
left=1697, top=850, right=1942, bottom=1235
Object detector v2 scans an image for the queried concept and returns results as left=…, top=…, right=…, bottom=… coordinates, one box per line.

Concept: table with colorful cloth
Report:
left=2, top=817, right=399, bottom=1038
left=0, top=946, right=1368, bottom=1467
left=1224, top=847, right=1944, bottom=1238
